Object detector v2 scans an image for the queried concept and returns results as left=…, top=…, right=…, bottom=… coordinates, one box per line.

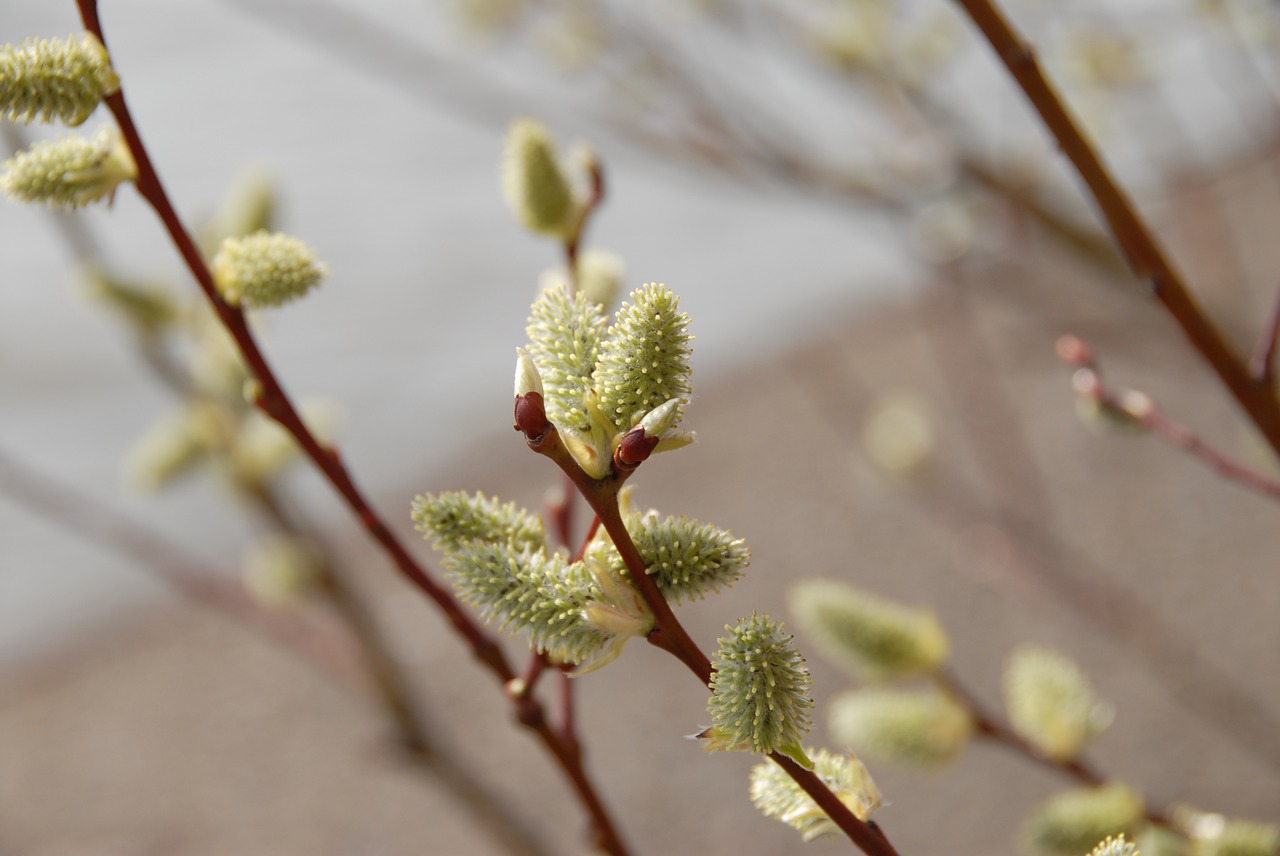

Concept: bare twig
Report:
left=934, top=668, right=1173, bottom=827
left=0, top=447, right=356, bottom=681
left=1059, top=336, right=1280, bottom=502
left=951, top=0, right=1280, bottom=458
left=1250, top=284, right=1280, bottom=386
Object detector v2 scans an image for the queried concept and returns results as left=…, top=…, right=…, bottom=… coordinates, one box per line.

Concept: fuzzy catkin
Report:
left=1, top=126, right=135, bottom=209
left=0, top=34, right=118, bottom=126
left=708, top=614, right=813, bottom=755
left=594, top=283, right=692, bottom=432
left=211, top=231, right=327, bottom=308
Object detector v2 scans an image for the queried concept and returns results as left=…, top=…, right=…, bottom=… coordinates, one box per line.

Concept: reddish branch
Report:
left=1250, top=284, right=1280, bottom=385
left=75, top=4, right=631, bottom=853
left=515, top=395, right=903, bottom=856
left=951, top=0, right=1280, bottom=459
left=1058, top=335, right=1280, bottom=502
left=936, top=668, right=1172, bottom=827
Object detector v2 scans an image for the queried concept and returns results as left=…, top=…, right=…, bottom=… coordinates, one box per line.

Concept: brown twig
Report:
left=1250, top=283, right=1280, bottom=386
left=1058, top=335, right=1280, bottom=502
left=951, top=0, right=1280, bottom=458
left=0, top=447, right=356, bottom=682
left=242, top=484, right=552, bottom=856
left=75, top=4, right=633, bottom=852
left=515, top=396, right=902, bottom=856
left=935, top=668, right=1173, bottom=827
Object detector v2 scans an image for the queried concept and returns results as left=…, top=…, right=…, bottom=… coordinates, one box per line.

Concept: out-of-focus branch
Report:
left=950, top=0, right=1280, bottom=458
left=0, top=447, right=357, bottom=681
left=1058, top=335, right=1280, bottom=502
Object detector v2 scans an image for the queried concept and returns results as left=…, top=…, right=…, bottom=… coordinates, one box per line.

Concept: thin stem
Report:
left=935, top=668, right=1172, bottom=827
left=1059, top=336, right=1280, bottom=502
left=76, top=5, right=633, bottom=852
left=518, top=409, right=902, bottom=856
left=242, top=484, right=552, bottom=856
left=1250, top=283, right=1280, bottom=386
left=951, top=0, right=1280, bottom=458
left=0, top=447, right=355, bottom=681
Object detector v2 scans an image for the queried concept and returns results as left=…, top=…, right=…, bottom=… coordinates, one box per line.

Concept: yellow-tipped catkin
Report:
left=828, top=687, right=974, bottom=767
left=1088, top=835, right=1140, bottom=856
left=0, top=34, right=119, bottom=126
left=1004, top=645, right=1111, bottom=762
left=211, top=231, right=327, bottom=308
left=790, top=580, right=949, bottom=680
left=1, top=125, right=135, bottom=208
left=1022, top=783, right=1145, bottom=856
left=502, top=118, right=580, bottom=238
left=750, top=748, right=882, bottom=842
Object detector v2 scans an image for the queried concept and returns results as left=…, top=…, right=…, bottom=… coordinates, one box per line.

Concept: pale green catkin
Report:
left=0, top=34, right=119, bottom=126
left=211, top=231, right=327, bottom=308
left=708, top=614, right=814, bottom=757
left=1, top=126, right=135, bottom=209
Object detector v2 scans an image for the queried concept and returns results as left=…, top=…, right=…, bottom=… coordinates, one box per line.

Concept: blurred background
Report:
left=1, top=0, right=1279, bottom=854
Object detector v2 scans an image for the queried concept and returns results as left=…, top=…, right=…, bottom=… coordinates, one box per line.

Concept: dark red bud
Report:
left=514, top=392, right=550, bottom=441
left=614, top=427, right=659, bottom=469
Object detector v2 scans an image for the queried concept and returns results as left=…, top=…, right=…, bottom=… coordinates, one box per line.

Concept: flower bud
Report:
left=750, top=748, right=882, bottom=842
left=0, top=34, right=119, bottom=126
left=211, top=231, right=327, bottom=308
left=828, top=687, right=973, bottom=767
left=2, top=126, right=135, bottom=208
left=706, top=614, right=814, bottom=759
left=1022, top=784, right=1145, bottom=856
left=502, top=118, right=580, bottom=238
left=1004, top=645, right=1111, bottom=762
left=790, top=580, right=949, bottom=680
